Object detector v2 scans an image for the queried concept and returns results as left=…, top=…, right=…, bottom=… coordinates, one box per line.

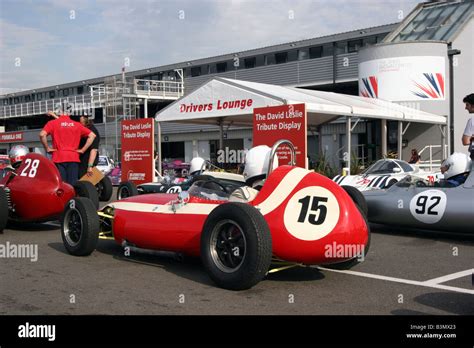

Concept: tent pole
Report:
left=219, top=119, right=224, bottom=151
left=381, top=119, right=387, bottom=158
left=346, top=116, right=351, bottom=175
left=398, top=121, right=403, bottom=160
left=157, top=122, right=162, bottom=178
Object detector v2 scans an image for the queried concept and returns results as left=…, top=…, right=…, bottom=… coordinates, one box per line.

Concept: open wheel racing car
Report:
left=61, top=141, right=370, bottom=290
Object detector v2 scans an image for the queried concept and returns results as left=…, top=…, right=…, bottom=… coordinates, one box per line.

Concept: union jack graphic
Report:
left=412, top=73, right=445, bottom=99
left=360, top=76, right=378, bottom=98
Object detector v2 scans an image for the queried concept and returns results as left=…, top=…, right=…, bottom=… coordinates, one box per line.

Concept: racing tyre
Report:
left=325, top=203, right=371, bottom=270
left=201, top=202, right=272, bottom=290
left=61, top=197, right=100, bottom=256
left=341, top=185, right=368, bottom=218
left=385, top=179, right=398, bottom=189
left=74, top=181, right=99, bottom=210
left=117, top=181, right=138, bottom=200
left=0, top=187, right=8, bottom=233
left=97, top=176, right=113, bottom=202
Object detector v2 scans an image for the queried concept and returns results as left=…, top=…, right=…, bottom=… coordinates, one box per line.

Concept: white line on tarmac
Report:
left=423, top=269, right=473, bottom=286
left=317, top=267, right=474, bottom=295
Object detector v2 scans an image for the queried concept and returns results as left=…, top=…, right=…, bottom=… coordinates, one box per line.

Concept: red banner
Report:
left=0, top=131, right=23, bottom=143
left=121, top=119, right=154, bottom=185
left=253, top=104, right=307, bottom=168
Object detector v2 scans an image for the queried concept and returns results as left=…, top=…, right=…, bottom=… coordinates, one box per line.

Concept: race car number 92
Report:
left=283, top=186, right=340, bottom=241
left=409, top=190, right=447, bottom=224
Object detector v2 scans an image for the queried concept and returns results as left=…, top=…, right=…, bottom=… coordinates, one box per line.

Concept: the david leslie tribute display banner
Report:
left=253, top=103, right=307, bottom=168
left=121, top=118, right=154, bottom=185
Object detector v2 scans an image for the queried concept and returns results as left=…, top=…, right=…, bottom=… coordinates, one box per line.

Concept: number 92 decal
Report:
left=283, top=186, right=340, bottom=241
left=409, top=190, right=447, bottom=224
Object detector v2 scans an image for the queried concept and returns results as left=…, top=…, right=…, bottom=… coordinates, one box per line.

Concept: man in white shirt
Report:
left=462, top=93, right=474, bottom=160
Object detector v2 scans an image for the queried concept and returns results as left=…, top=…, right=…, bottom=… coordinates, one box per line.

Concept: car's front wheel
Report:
left=201, top=203, right=272, bottom=290
left=74, top=181, right=99, bottom=209
left=61, top=197, right=100, bottom=256
left=97, top=176, right=113, bottom=201
left=117, top=181, right=138, bottom=200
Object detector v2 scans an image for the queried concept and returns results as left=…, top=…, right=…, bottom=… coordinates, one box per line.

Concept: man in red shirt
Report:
left=39, top=112, right=96, bottom=185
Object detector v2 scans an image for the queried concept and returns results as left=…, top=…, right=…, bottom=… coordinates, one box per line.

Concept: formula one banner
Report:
left=0, top=131, right=23, bottom=143
left=359, top=56, right=445, bottom=101
left=121, top=119, right=154, bottom=184
left=253, top=104, right=307, bottom=168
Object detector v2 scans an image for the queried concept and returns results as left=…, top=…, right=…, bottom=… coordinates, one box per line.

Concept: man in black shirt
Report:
left=78, top=114, right=100, bottom=178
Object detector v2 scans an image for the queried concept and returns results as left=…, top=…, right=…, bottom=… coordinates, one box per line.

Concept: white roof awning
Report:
left=155, top=78, right=446, bottom=126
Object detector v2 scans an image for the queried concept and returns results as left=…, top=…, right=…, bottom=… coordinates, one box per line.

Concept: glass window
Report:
left=49, top=91, right=56, bottom=99
left=348, top=39, right=363, bottom=53
left=297, top=49, right=309, bottom=60
left=309, top=46, right=323, bottom=59
left=216, top=62, right=227, bottom=73
left=244, top=57, right=256, bottom=69
left=264, top=54, right=275, bottom=65
left=14, top=97, right=19, bottom=104
left=63, top=88, right=69, bottom=96
left=77, top=86, right=84, bottom=94
left=37, top=93, right=43, bottom=100
left=25, top=95, right=31, bottom=102
left=191, top=66, right=201, bottom=77
left=396, top=160, right=414, bottom=173
left=335, top=41, right=347, bottom=54
left=275, top=52, right=288, bottom=64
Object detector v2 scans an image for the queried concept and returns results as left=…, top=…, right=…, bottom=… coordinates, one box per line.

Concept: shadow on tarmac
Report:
left=370, top=223, right=474, bottom=244
left=413, top=292, right=474, bottom=315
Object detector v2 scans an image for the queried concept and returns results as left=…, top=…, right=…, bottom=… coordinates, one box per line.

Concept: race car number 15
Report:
left=284, top=186, right=340, bottom=241
left=409, top=190, right=447, bottom=224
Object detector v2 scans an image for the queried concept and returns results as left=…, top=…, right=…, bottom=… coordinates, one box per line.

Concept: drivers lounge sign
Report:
left=253, top=104, right=307, bottom=168
left=121, top=119, right=154, bottom=185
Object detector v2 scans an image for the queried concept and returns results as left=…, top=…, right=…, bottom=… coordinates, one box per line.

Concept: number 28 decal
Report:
left=409, top=190, right=447, bottom=224
left=284, top=186, right=340, bottom=241
left=20, top=158, right=40, bottom=178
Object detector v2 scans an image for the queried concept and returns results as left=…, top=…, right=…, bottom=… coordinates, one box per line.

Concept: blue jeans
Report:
left=56, top=162, right=79, bottom=186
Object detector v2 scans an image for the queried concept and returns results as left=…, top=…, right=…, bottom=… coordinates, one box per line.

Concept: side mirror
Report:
left=393, top=167, right=401, bottom=173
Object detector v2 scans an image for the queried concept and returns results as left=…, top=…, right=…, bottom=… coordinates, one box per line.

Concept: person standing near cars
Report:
left=462, top=93, right=474, bottom=160
left=39, top=111, right=96, bottom=186
left=77, top=114, right=100, bottom=178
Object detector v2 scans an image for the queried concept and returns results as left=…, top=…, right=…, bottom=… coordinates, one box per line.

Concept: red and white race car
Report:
left=61, top=141, right=370, bottom=290
left=0, top=153, right=99, bottom=233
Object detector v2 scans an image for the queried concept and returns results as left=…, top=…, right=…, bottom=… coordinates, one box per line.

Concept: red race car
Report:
left=0, top=152, right=99, bottom=233
left=61, top=141, right=370, bottom=290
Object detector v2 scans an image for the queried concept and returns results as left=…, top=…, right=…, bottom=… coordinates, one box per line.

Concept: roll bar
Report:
left=267, top=139, right=296, bottom=177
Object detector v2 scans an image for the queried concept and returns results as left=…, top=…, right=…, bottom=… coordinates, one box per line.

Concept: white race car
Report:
left=333, top=159, right=441, bottom=191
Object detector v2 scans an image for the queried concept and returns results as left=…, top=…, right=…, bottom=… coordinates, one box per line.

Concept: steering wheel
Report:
left=198, top=179, right=229, bottom=194
left=415, top=181, right=427, bottom=187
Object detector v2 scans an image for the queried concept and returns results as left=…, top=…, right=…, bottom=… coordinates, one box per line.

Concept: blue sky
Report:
left=0, top=0, right=423, bottom=94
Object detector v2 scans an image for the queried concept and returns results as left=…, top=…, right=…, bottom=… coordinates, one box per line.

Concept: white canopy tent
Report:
left=155, top=78, right=447, bottom=173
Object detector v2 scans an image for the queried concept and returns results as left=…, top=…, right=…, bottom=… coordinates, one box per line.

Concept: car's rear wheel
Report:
left=385, top=178, right=398, bottom=188
left=61, top=197, right=100, bottom=256
left=0, top=187, right=9, bottom=233
left=97, top=176, right=113, bottom=201
left=117, top=181, right=138, bottom=200
left=74, top=181, right=99, bottom=209
left=201, top=203, right=272, bottom=290
left=341, top=185, right=368, bottom=218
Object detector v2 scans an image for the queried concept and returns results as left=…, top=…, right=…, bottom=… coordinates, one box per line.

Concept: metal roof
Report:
left=385, top=0, right=473, bottom=42
left=1, top=23, right=396, bottom=98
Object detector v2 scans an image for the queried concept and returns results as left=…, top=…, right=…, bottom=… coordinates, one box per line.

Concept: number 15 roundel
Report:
left=283, top=186, right=340, bottom=241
